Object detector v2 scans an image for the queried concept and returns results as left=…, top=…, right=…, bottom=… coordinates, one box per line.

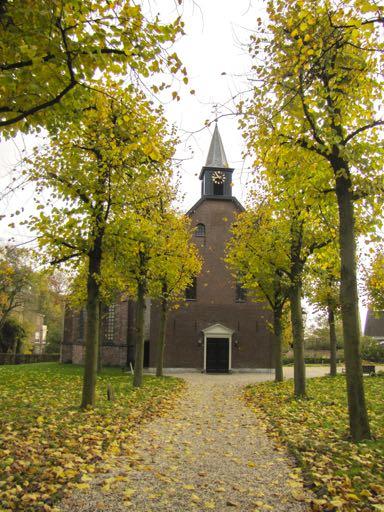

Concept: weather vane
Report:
left=212, top=103, right=220, bottom=124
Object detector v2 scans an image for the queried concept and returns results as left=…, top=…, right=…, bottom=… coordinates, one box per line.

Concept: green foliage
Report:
left=244, top=376, right=384, bottom=511
left=0, top=316, right=26, bottom=353
left=361, top=337, right=384, bottom=363
left=306, top=317, right=344, bottom=350
left=226, top=204, right=291, bottom=315
left=30, top=271, right=66, bottom=353
left=243, top=0, right=384, bottom=190
left=0, top=363, right=185, bottom=511
left=365, top=250, right=384, bottom=312
left=0, top=0, right=185, bottom=136
left=305, top=243, right=341, bottom=315
left=27, top=87, right=176, bottom=277
left=0, top=245, right=34, bottom=329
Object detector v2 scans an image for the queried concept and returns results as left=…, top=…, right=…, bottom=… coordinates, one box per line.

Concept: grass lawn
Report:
left=244, top=375, right=384, bottom=511
left=0, top=363, right=184, bottom=512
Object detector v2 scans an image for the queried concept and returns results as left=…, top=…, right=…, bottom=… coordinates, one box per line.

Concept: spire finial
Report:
left=212, top=103, right=219, bottom=124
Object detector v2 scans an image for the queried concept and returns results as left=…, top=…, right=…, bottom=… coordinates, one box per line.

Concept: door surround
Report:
left=202, top=323, right=234, bottom=372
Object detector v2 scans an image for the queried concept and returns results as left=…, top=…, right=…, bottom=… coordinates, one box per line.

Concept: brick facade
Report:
left=149, top=197, right=274, bottom=370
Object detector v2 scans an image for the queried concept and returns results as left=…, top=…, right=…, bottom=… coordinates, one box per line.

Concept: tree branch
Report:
left=343, top=119, right=384, bottom=144
left=50, top=251, right=83, bottom=265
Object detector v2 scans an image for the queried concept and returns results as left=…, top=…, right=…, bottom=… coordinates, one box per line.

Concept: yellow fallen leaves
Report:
left=244, top=375, right=384, bottom=512
left=0, top=363, right=185, bottom=511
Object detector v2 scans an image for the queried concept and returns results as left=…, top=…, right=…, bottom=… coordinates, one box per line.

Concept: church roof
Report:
left=205, top=124, right=229, bottom=168
left=186, top=196, right=245, bottom=216
left=364, top=309, right=384, bottom=339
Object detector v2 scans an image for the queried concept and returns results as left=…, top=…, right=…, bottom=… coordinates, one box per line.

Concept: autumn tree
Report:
left=27, top=89, right=176, bottom=407
left=270, top=151, right=336, bottom=395
left=226, top=207, right=290, bottom=382
left=150, top=210, right=201, bottom=377
left=0, top=0, right=184, bottom=136
left=242, top=0, right=383, bottom=440
left=104, top=179, right=200, bottom=386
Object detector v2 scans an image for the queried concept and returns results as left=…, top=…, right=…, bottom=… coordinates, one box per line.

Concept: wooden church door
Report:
left=206, top=338, right=229, bottom=373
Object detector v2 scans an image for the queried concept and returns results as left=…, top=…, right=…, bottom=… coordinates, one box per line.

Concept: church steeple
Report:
left=199, top=124, right=234, bottom=198
left=205, top=124, right=229, bottom=168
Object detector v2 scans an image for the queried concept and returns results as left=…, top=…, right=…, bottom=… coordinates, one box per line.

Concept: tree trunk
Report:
left=335, top=169, right=371, bottom=440
left=133, top=280, right=146, bottom=388
left=327, top=304, right=337, bottom=377
left=81, top=237, right=102, bottom=409
left=156, top=297, right=168, bottom=377
left=126, top=300, right=136, bottom=367
left=273, top=307, right=284, bottom=382
left=290, top=281, right=306, bottom=397
left=97, top=301, right=102, bottom=374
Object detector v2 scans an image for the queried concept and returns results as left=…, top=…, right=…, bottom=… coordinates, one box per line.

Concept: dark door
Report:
left=206, top=338, right=229, bottom=373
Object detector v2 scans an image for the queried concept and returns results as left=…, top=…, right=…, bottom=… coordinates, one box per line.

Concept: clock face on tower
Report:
left=212, top=171, right=226, bottom=184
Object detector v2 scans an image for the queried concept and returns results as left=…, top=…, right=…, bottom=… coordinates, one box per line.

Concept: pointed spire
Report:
left=205, top=124, right=229, bottom=168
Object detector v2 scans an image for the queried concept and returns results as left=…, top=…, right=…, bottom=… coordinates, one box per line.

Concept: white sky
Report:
left=0, top=0, right=370, bottom=327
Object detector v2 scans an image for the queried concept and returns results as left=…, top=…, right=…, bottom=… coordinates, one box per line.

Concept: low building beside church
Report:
left=61, top=125, right=274, bottom=372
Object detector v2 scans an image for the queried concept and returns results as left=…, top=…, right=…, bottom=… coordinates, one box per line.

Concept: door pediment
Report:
left=202, top=323, right=234, bottom=337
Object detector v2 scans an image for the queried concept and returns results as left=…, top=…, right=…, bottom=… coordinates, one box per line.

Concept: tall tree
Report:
left=0, top=0, right=184, bottom=136
left=242, top=0, right=383, bottom=440
left=305, top=246, right=341, bottom=376
left=106, top=180, right=200, bottom=386
left=27, top=89, right=176, bottom=407
left=150, top=210, right=201, bottom=377
left=226, top=207, right=290, bottom=382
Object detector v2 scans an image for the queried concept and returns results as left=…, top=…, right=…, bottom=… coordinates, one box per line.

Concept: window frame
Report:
left=195, top=223, right=206, bottom=237
left=104, top=304, right=116, bottom=344
left=185, top=277, right=197, bottom=301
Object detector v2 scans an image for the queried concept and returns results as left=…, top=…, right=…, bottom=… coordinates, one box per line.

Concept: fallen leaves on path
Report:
left=0, top=363, right=184, bottom=511
left=244, top=375, right=384, bottom=511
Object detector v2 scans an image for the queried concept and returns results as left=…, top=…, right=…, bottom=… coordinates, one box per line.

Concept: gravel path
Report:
left=60, top=371, right=313, bottom=512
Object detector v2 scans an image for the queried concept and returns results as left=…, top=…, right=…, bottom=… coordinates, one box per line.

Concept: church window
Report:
left=195, top=223, right=205, bottom=237
left=185, top=277, right=197, bottom=300
left=104, top=304, right=116, bottom=343
left=236, top=283, right=247, bottom=302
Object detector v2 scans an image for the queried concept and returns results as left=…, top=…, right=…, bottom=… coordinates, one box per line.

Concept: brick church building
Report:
left=61, top=125, right=274, bottom=372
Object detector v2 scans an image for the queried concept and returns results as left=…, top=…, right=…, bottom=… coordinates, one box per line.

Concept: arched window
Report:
left=195, top=223, right=205, bottom=237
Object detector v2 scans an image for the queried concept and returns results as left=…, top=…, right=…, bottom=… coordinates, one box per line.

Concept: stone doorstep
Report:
left=143, top=368, right=275, bottom=374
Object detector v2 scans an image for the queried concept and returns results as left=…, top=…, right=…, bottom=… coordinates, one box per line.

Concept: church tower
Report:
left=200, top=124, right=234, bottom=198
left=149, top=125, right=274, bottom=372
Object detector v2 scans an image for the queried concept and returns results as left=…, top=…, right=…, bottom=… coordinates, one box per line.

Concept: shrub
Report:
left=361, top=336, right=384, bottom=363
left=0, top=317, right=27, bottom=353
